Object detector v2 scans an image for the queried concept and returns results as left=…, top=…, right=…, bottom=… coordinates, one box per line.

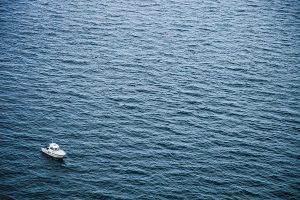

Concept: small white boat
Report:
left=41, top=142, right=66, bottom=158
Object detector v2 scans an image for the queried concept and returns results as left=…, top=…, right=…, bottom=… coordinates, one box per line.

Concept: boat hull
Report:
left=41, top=148, right=65, bottom=158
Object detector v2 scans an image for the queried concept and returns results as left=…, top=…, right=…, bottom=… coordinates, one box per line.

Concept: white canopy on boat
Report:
left=49, top=143, right=59, bottom=149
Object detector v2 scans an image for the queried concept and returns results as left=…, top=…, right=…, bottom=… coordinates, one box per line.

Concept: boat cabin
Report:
left=49, top=143, right=60, bottom=151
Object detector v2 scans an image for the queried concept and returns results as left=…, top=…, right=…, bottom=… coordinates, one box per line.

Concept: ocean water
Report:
left=0, top=0, right=300, bottom=199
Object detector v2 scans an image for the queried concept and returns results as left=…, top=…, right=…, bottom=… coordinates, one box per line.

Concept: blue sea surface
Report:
left=1, top=0, right=300, bottom=199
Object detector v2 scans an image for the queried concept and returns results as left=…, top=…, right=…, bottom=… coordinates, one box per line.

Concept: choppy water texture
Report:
left=1, top=0, right=300, bottom=199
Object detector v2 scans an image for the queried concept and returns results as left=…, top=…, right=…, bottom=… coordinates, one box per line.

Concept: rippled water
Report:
left=1, top=0, right=300, bottom=199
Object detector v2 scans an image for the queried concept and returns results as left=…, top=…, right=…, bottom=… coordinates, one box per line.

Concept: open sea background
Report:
left=0, top=0, right=300, bottom=199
